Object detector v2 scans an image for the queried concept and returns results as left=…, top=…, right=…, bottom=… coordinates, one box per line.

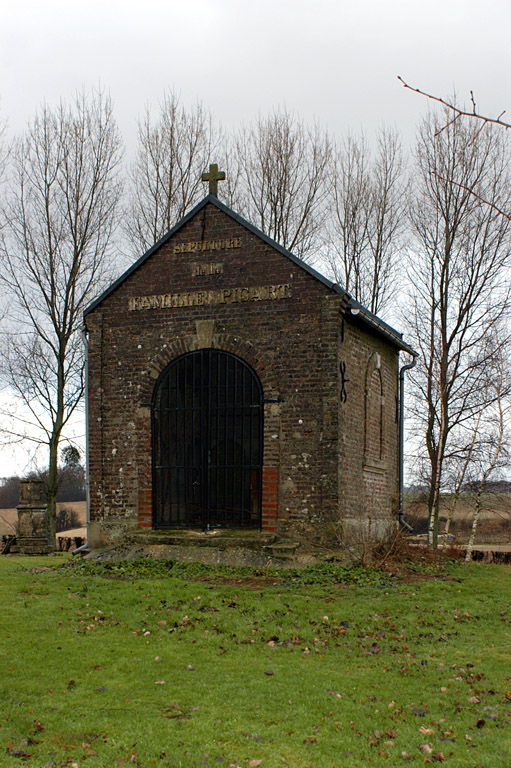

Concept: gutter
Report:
left=73, top=325, right=90, bottom=555
left=398, top=352, right=418, bottom=531
left=346, top=297, right=415, bottom=356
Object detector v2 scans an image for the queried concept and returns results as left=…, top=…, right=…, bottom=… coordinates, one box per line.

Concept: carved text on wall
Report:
left=128, top=284, right=292, bottom=311
left=191, top=263, right=223, bottom=277
left=174, top=237, right=242, bottom=254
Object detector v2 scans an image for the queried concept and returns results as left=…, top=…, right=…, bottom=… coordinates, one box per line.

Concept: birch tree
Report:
left=0, top=91, right=123, bottom=543
left=407, top=106, right=511, bottom=548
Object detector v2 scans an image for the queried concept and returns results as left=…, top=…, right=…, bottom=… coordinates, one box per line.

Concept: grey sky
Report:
left=1, top=0, right=510, bottom=477
left=2, top=0, right=510, bottom=151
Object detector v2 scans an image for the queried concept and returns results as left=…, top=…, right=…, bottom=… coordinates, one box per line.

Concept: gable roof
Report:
left=84, top=195, right=414, bottom=355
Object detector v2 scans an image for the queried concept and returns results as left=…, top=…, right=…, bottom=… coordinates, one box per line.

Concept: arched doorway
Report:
left=152, top=349, right=263, bottom=529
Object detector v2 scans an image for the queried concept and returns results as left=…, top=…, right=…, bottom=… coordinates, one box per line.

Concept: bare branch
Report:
left=398, top=76, right=511, bottom=131
left=432, top=172, right=511, bottom=220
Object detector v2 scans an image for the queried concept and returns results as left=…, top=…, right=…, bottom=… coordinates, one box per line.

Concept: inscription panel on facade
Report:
left=191, top=263, right=223, bottom=277
left=174, top=237, right=242, bottom=254
left=128, top=284, right=292, bottom=311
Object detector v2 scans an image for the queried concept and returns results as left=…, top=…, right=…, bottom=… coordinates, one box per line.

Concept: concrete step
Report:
left=128, top=528, right=278, bottom=551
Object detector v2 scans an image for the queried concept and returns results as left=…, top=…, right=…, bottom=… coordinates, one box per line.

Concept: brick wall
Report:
left=338, top=317, right=400, bottom=537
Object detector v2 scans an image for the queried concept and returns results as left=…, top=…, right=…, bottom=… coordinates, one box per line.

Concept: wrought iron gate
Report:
left=152, top=349, right=263, bottom=529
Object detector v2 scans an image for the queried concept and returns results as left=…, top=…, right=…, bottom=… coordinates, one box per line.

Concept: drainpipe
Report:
left=73, top=325, right=90, bottom=555
left=398, top=353, right=418, bottom=531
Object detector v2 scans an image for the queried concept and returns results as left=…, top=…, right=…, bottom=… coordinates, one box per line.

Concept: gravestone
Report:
left=16, top=480, right=53, bottom=554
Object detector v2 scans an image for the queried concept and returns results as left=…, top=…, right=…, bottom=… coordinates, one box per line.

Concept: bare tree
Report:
left=234, top=109, right=331, bottom=262
left=0, top=90, right=123, bottom=543
left=125, top=92, right=218, bottom=254
left=326, top=133, right=371, bottom=300
left=406, top=105, right=511, bottom=548
left=326, top=127, right=406, bottom=315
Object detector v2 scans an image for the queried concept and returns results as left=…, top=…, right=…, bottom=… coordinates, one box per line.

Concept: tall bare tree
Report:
left=234, top=109, right=331, bottom=262
left=326, top=127, right=406, bottom=316
left=125, top=92, right=218, bottom=254
left=327, top=132, right=371, bottom=299
left=0, top=91, right=123, bottom=542
left=407, top=106, right=511, bottom=548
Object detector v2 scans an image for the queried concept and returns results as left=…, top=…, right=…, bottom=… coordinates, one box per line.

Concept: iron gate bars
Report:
left=152, top=349, right=263, bottom=529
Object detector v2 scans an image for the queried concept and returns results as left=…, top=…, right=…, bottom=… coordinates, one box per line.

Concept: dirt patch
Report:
left=197, top=575, right=287, bottom=588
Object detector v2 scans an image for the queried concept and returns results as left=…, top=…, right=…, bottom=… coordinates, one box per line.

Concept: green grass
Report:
left=1, top=556, right=510, bottom=767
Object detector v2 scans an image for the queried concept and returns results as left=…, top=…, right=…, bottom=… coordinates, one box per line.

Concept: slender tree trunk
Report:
left=427, top=431, right=446, bottom=548
left=444, top=412, right=482, bottom=548
left=443, top=497, right=454, bottom=545
left=46, top=356, right=66, bottom=547
left=465, top=491, right=482, bottom=562
left=47, top=435, right=59, bottom=546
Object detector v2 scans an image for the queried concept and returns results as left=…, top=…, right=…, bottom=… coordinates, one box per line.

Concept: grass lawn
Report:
left=1, top=556, right=510, bottom=767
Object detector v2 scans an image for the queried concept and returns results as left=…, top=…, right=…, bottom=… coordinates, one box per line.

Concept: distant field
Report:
left=404, top=492, right=511, bottom=543
left=0, top=501, right=86, bottom=537
left=2, top=497, right=510, bottom=544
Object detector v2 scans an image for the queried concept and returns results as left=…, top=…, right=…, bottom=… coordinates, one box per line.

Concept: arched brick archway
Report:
left=136, top=332, right=281, bottom=532
left=140, top=330, right=279, bottom=403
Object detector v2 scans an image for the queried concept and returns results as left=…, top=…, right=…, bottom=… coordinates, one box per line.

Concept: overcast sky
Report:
left=1, top=0, right=510, bottom=477
left=2, top=0, right=510, bottom=149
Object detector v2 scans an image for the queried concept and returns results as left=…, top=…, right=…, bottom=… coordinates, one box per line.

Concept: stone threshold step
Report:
left=129, top=529, right=279, bottom=550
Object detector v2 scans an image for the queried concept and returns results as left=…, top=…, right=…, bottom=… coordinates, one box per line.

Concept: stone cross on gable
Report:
left=202, top=163, right=226, bottom=197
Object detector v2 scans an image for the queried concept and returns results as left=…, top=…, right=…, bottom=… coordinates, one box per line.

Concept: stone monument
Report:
left=16, top=480, right=53, bottom=554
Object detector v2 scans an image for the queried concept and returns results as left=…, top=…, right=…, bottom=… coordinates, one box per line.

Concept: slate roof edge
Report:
left=83, top=195, right=415, bottom=354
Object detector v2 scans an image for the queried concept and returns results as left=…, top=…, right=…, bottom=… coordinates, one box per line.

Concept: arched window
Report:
left=364, top=352, right=384, bottom=463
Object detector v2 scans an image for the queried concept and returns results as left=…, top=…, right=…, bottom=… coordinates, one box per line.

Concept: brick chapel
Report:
left=83, top=172, right=414, bottom=550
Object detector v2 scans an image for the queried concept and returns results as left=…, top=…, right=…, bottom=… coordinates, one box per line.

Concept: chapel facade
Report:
left=83, top=193, right=414, bottom=549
